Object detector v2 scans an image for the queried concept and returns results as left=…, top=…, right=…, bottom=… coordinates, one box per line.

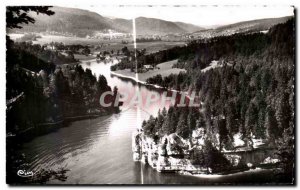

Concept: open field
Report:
left=74, top=54, right=96, bottom=61
left=135, top=41, right=186, bottom=54
left=112, top=59, right=185, bottom=83
left=8, top=33, right=186, bottom=54
left=9, top=34, right=131, bottom=45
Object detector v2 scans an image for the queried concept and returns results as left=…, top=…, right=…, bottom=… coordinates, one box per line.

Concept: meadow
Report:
left=112, top=59, right=185, bottom=83
left=9, top=33, right=186, bottom=54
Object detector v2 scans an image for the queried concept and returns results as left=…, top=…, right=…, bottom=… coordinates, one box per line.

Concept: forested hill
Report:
left=191, top=16, right=292, bottom=38
left=6, top=38, right=120, bottom=141
left=114, top=18, right=294, bottom=73
left=137, top=18, right=294, bottom=71
left=142, top=18, right=294, bottom=174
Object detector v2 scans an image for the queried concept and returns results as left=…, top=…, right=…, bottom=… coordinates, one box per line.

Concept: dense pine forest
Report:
left=6, top=7, right=120, bottom=183
left=141, top=18, right=294, bottom=176
left=7, top=37, right=119, bottom=140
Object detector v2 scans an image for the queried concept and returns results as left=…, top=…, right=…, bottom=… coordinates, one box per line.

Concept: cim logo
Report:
left=17, top=170, right=34, bottom=177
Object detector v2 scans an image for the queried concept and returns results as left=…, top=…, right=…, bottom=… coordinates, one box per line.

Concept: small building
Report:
left=144, top=64, right=154, bottom=70
left=45, top=44, right=56, bottom=50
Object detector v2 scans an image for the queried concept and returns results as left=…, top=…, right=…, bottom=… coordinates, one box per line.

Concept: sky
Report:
left=65, top=5, right=294, bottom=27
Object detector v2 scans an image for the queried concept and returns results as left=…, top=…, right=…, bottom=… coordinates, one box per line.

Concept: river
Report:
left=20, top=60, right=282, bottom=184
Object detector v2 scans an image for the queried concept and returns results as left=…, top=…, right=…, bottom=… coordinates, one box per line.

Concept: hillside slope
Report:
left=192, top=16, right=292, bottom=38
left=10, top=6, right=204, bottom=37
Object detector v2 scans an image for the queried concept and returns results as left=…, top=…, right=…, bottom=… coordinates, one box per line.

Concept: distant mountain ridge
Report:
left=9, top=6, right=292, bottom=38
left=192, top=16, right=292, bottom=38
left=10, top=6, right=204, bottom=37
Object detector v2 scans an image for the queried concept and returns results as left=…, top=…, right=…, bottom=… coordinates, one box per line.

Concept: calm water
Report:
left=21, top=60, right=280, bottom=184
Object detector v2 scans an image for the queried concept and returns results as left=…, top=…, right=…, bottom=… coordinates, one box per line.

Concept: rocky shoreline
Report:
left=132, top=128, right=280, bottom=175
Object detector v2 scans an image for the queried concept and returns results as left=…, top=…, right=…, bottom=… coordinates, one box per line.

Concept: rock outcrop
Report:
left=132, top=128, right=218, bottom=173
left=132, top=127, right=279, bottom=174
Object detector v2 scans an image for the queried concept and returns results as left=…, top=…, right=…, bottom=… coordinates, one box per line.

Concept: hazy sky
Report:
left=66, top=5, right=294, bottom=27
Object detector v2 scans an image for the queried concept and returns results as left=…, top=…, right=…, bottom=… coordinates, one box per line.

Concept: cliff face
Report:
left=133, top=130, right=196, bottom=172
left=132, top=128, right=279, bottom=174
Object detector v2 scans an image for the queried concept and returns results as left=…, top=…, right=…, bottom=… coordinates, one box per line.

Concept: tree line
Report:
left=141, top=18, right=294, bottom=176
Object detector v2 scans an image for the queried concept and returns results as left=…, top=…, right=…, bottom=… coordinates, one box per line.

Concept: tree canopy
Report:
left=6, top=6, right=54, bottom=29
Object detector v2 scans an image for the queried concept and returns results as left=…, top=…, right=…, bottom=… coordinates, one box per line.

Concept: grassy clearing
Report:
left=74, top=54, right=96, bottom=61
left=112, top=59, right=185, bottom=83
left=135, top=41, right=186, bottom=54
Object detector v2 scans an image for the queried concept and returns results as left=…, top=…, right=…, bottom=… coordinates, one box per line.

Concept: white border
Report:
left=0, top=0, right=299, bottom=189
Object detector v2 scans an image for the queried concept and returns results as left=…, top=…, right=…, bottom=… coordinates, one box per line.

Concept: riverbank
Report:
left=111, top=69, right=199, bottom=102
left=111, top=70, right=193, bottom=100
left=110, top=59, right=188, bottom=94
left=112, top=59, right=185, bottom=83
left=180, top=167, right=280, bottom=179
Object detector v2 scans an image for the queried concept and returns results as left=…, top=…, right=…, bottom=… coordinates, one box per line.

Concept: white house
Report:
left=144, top=65, right=154, bottom=70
